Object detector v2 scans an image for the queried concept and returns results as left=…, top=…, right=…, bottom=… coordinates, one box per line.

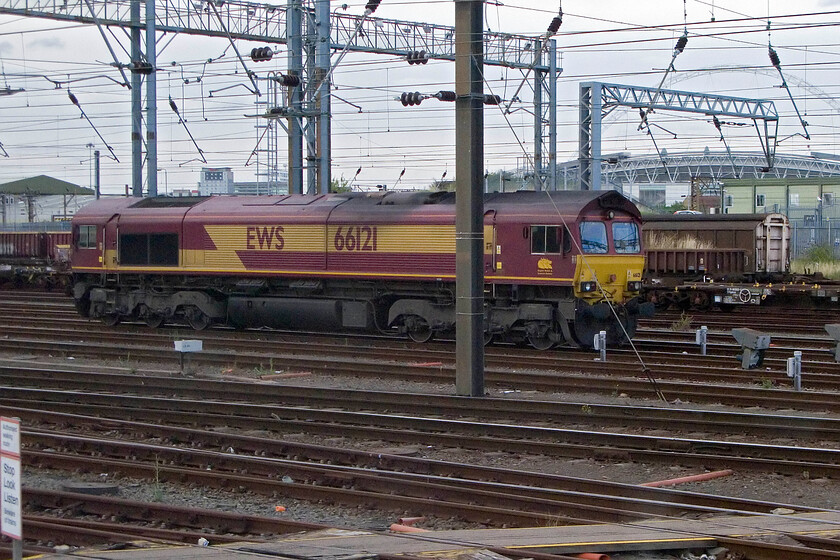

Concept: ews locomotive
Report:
left=70, top=190, right=651, bottom=348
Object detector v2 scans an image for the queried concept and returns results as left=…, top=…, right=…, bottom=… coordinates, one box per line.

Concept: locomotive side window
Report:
left=579, top=222, right=608, bottom=253
left=612, top=222, right=641, bottom=253
left=77, top=225, right=97, bottom=249
left=120, top=233, right=179, bottom=266
left=530, top=226, right=561, bottom=254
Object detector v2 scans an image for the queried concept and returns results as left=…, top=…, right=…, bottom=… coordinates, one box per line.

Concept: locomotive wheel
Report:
left=145, top=315, right=165, bottom=329
left=484, top=332, right=494, bottom=346
left=101, top=313, right=121, bottom=327
left=186, top=307, right=211, bottom=331
left=405, top=315, right=434, bottom=343
left=527, top=334, right=555, bottom=351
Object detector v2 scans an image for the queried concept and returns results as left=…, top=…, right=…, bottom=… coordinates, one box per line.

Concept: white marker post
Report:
left=1, top=416, right=22, bottom=560
left=174, top=339, right=203, bottom=373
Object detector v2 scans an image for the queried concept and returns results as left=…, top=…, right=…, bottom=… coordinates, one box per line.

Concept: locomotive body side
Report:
left=70, top=190, right=650, bottom=347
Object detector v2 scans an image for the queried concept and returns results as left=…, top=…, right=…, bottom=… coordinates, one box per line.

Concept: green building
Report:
left=721, top=178, right=840, bottom=258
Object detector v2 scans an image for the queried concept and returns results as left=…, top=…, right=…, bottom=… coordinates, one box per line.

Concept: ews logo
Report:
left=246, top=226, right=285, bottom=250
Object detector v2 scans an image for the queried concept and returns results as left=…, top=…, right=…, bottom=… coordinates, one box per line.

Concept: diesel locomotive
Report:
left=69, top=189, right=652, bottom=348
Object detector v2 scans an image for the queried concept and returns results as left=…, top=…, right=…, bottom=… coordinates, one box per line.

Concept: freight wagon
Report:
left=640, top=213, right=840, bottom=309
left=0, top=231, right=71, bottom=288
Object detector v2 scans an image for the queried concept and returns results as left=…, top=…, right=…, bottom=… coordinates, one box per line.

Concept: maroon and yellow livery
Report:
left=71, top=190, right=650, bottom=347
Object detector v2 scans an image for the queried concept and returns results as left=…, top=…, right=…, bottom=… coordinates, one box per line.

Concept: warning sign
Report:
left=1, top=417, right=21, bottom=540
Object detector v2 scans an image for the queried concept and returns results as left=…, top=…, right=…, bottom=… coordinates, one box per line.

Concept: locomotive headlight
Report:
left=580, top=281, right=597, bottom=292
left=626, top=281, right=642, bottom=292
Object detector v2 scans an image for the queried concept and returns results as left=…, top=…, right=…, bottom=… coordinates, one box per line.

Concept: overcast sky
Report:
left=0, top=0, right=839, bottom=193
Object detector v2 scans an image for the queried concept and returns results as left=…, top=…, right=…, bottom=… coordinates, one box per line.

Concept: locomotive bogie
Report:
left=69, top=190, right=649, bottom=348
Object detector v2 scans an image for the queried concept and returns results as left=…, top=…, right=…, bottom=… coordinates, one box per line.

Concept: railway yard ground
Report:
left=4, top=291, right=840, bottom=559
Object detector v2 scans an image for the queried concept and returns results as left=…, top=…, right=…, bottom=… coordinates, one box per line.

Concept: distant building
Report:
left=0, top=175, right=95, bottom=227
left=198, top=168, right=235, bottom=196
left=198, top=167, right=288, bottom=196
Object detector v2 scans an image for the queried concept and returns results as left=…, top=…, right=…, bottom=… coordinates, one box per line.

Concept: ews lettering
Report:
left=246, top=226, right=285, bottom=250
left=334, top=226, right=378, bottom=252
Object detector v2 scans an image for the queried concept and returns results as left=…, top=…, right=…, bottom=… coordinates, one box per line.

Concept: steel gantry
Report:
left=579, top=81, right=779, bottom=190
left=0, top=0, right=559, bottom=195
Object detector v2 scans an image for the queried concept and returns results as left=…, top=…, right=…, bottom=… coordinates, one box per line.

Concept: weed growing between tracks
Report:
left=670, top=312, right=694, bottom=331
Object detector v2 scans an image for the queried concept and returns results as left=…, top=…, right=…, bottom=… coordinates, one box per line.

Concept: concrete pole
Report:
left=315, top=0, right=331, bottom=193
left=145, top=0, right=157, bottom=196
left=130, top=0, right=142, bottom=197
left=454, top=0, right=484, bottom=397
left=287, top=0, right=303, bottom=194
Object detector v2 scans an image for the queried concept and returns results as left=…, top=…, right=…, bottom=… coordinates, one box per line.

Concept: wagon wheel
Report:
left=186, top=306, right=211, bottom=331
left=692, top=291, right=712, bottom=311
left=145, top=314, right=165, bottom=329
left=405, top=315, right=434, bottom=343
left=100, top=313, right=121, bottom=327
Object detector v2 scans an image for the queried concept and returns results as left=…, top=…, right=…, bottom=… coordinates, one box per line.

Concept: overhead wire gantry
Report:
left=0, top=0, right=560, bottom=195
left=578, top=82, right=779, bottom=190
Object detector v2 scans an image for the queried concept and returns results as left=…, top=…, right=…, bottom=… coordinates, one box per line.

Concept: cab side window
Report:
left=76, top=225, right=97, bottom=249
left=530, top=225, right=561, bottom=254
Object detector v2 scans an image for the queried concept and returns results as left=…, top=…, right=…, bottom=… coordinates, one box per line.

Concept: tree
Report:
left=330, top=175, right=352, bottom=193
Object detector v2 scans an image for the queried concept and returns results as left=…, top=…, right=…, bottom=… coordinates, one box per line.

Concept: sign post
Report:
left=1, top=416, right=22, bottom=560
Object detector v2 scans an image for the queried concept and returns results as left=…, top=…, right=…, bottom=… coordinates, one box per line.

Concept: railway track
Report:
left=5, top=292, right=840, bottom=558
left=4, top=398, right=834, bottom=527
left=4, top=369, right=840, bottom=478
left=3, top=328, right=840, bottom=412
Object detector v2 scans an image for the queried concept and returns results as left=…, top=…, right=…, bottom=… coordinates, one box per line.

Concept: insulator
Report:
left=131, top=61, right=153, bottom=75
left=68, top=92, right=79, bottom=106
left=251, top=46, right=273, bottom=62
left=400, top=92, right=410, bottom=106
left=365, top=0, right=381, bottom=13
left=483, top=94, right=501, bottom=105
left=768, top=46, right=781, bottom=69
left=406, top=50, right=429, bottom=65
left=411, top=91, right=423, bottom=105
left=436, top=90, right=456, bottom=102
left=279, top=74, right=300, bottom=87
left=547, top=16, right=562, bottom=34
left=169, top=98, right=179, bottom=114
left=713, top=115, right=721, bottom=131
left=675, top=34, right=688, bottom=54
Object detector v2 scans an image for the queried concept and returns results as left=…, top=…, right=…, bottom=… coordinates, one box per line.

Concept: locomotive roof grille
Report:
left=130, top=196, right=211, bottom=208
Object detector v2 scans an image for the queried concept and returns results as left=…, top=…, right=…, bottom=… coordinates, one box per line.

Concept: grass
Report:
left=791, top=244, right=840, bottom=279
left=670, top=312, right=693, bottom=331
